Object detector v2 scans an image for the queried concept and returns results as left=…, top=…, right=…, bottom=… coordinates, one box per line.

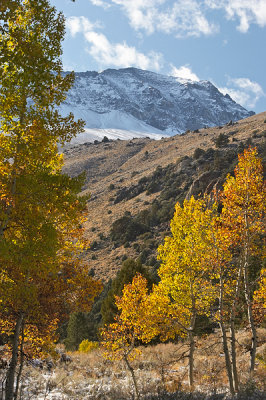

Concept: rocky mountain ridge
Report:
left=61, top=68, right=254, bottom=143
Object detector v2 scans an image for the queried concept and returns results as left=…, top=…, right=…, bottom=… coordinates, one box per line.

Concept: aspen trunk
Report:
left=230, top=319, right=239, bottom=392
left=14, top=321, right=25, bottom=400
left=220, top=321, right=235, bottom=395
left=243, top=196, right=257, bottom=373
left=219, top=274, right=235, bottom=395
left=5, top=312, right=24, bottom=400
left=243, top=259, right=257, bottom=374
left=124, top=355, right=140, bottom=400
left=229, top=264, right=242, bottom=393
left=188, top=307, right=196, bottom=390
left=188, top=328, right=195, bottom=389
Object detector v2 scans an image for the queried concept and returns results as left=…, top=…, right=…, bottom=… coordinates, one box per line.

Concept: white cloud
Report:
left=66, top=16, right=101, bottom=37
left=219, top=77, right=265, bottom=108
left=170, top=64, right=200, bottom=81
left=205, top=0, right=266, bottom=32
left=108, top=0, right=218, bottom=37
left=89, top=0, right=111, bottom=9
left=66, top=16, right=163, bottom=71
left=84, top=31, right=163, bottom=71
left=90, top=0, right=266, bottom=35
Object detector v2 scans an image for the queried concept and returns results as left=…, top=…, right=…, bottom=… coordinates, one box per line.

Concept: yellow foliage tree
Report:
left=156, top=196, right=217, bottom=388
left=0, top=1, right=102, bottom=399
left=221, top=147, right=265, bottom=375
left=101, top=273, right=152, bottom=400
left=206, top=207, right=239, bottom=394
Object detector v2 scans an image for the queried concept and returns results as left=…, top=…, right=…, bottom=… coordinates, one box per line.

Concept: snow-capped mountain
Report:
left=60, top=67, right=254, bottom=143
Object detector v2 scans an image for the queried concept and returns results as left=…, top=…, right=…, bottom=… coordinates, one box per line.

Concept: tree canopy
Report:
left=0, top=1, right=102, bottom=398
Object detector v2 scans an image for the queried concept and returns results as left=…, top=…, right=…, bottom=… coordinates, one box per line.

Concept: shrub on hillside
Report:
left=110, top=215, right=149, bottom=243
left=214, top=133, right=229, bottom=148
left=79, top=340, right=99, bottom=353
left=193, top=148, right=205, bottom=159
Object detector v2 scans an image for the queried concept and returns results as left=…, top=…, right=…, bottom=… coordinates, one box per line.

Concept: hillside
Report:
left=63, top=111, right=266, bottom=280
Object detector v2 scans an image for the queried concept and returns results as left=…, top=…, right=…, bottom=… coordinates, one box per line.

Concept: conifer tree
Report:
left=101, top=258, right=153, bottom=325
left=65, top=312, right=89, bottom=351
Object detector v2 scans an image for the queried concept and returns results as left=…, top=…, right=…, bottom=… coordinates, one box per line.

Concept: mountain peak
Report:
left=60, top=67, right=254, bottom=143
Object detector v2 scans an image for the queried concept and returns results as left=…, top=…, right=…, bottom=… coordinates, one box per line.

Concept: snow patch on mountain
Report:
left=70, top=128, right=164, bottom=145
left=59, top=106, right=166, bottom=144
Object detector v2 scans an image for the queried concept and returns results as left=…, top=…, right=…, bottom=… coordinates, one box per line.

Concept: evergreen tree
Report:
left=101, top=259, right=153, bottom=325
left=65, top=312, right=89, bottom=351
left=86, top=279, right=112, bottom=340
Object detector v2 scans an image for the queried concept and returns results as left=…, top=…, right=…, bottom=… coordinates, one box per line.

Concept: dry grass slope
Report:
left=63, top=112, right=266, bottom=280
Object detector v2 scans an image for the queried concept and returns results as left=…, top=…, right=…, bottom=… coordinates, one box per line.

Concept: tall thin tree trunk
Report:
left=243, top=259, right=257, bottom=374
left=229, top=264, right=242, bottom=393
left=212, top=235, right=235, bottom=395
left=188, top=328, right=195, bottom=389
left=188, top=307, right=196, bottom=390
left=124, top=355, right=140, bottom=400
left=5, top=312, right=24, bottom=400
left=220, top=321, right=235, bottom=395
left=230, top=319, right=239, bottom=392
left=242, top=194, right=257, bottom=374
left=14, top=320, right=25, bottom=400
left=219, top=274, right=235, bottom=395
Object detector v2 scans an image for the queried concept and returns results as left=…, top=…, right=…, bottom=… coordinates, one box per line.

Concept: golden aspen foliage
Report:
left=219, top=146, right=265, bottom=377
left=0, top=2, right=102, bottom=398
left=221, top=147, right=265, bottom=252
left=156, top=196, right=217, bottom=337
left=252, top=268, right=266, bottom=324
left=101, top=273, right=152, bottom=362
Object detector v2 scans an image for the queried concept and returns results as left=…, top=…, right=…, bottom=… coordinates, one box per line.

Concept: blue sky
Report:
left=50, top=0, right=266, bottom=113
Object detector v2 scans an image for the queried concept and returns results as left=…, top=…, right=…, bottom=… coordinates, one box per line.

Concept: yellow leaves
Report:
left=79, top=340, right=99, bottom=353
left=0, top=270, right=14, bottom=285
left=252, top=268, right=266, bottom=324
left=101, top=274, right=153, bottom=361
left=222, top=146, right=265, bottom=254
left=103, top=147, right=264, bottom=367
left=0, top=0, right=100, bottom=362
left=0, top=318, right=14, bottom=336
left=20, top=319, right=59, bottom=359
left=65, top=265, right=102, bottom=313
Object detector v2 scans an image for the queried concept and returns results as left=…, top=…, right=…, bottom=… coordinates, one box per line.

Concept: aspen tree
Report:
left=0, top=2, right=102, bottom=398
left=101, top=274, right=152, bottom=400
left=156, top=196, right=217, bottom=388
left=221, top=147, right=265, bottom=375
